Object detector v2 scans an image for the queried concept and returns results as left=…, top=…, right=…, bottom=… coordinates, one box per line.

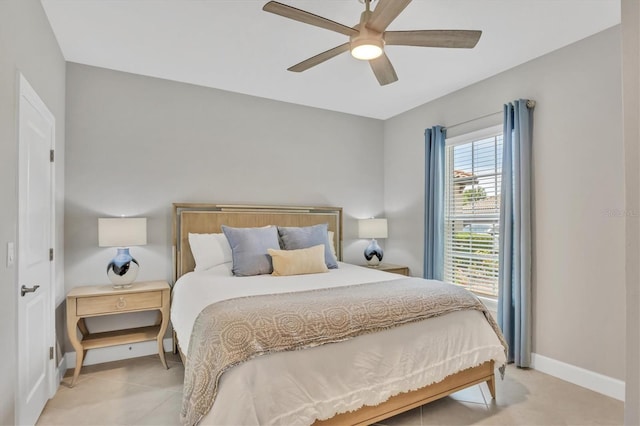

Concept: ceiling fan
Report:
left=263, top=0, right=482, bottom=86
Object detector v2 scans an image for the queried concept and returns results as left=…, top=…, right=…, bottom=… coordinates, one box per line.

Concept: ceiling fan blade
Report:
left=369, top=53, right=398, bottom=86
left=263, top=1, right=358, bottom=37
left=288, top=43, right=351, bottom=72
left=385, top=30, right=482, bottom=48
left=367, top=0, right=412, bottom=33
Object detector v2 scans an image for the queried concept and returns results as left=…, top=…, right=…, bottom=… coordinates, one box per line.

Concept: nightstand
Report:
left=66, top=280, right=170, bottom=387
left=364, top=263, right=409, bottom=276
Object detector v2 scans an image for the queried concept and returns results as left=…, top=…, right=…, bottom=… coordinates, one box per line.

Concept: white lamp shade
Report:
left=358, top=218, right=388, bottom=239
left=98, top=218, right=147, bottom=247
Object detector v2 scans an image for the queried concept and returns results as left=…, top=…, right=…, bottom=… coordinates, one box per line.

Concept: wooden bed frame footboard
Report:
left=313, top=361, right=495, bottom=426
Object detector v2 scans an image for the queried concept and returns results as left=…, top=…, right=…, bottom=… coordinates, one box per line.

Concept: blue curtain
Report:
left=424, top=126, right=446, bottom=280
left=498, top=99, right=534, bottom=367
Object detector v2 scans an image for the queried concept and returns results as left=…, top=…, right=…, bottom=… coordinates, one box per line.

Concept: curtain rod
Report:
left=443, top=100, right=536, bottom=131
left=443, top=110, right=501, bottom=131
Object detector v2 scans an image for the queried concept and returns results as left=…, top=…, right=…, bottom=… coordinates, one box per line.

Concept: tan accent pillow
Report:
left=268, top=245, right=329, bottom=276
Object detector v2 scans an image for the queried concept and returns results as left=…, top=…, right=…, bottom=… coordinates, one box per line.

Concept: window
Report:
left=444, top=126, right=503, bottom=298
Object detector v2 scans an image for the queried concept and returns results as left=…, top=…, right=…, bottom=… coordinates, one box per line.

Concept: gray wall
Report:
left=0, top=0, right=66, bottom=423
left=64, top=63, right=384, bottom=333
left=622, top=0, right=639, bottom=422
left=383, top=27, right=625, bottom=380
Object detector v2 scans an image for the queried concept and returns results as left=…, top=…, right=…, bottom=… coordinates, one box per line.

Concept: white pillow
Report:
left=188, top=233, right=232, bottom=272
left=328, top=230, right=338, bottom=261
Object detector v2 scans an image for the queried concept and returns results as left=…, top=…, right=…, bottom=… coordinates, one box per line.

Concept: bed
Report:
left=171, top=203, right=506, bottom=426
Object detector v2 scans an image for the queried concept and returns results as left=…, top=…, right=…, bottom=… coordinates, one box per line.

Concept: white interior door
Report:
left=17, top=74, right=55, bottom=426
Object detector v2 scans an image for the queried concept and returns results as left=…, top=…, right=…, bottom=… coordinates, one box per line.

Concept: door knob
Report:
left=21, top=285, right=40, bottom=297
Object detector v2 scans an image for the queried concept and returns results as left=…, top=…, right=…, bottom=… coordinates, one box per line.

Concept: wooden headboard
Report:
left=172, top=203, right=343, bottom=281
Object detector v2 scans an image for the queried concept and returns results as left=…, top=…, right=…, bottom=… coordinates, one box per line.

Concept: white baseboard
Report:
left=64, top=338, right=174, bottom=371
left=531, top=353, right=625, bottom=401
left=56, top=357, right=66, bottom=384
left=50, top=356, right=66, bottom=397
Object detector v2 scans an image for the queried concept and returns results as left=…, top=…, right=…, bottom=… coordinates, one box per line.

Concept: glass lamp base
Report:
left=364, top=239, right=383, bottom=266
left=107, top=248, right=139, bottom=288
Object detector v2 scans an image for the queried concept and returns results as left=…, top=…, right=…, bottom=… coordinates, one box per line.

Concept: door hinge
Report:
left=49, top=248, right=54, bottom=261
left=50, top=149, right=54, bottom=162
left=49, top=346, right=54, bottom=360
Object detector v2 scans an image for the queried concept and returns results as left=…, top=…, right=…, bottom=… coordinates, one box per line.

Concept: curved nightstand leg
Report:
left=157, top=291, right=170, bottom=369
left=66, top=316, right=85, bottom=387
left=157, top=338, right=168, bottom=369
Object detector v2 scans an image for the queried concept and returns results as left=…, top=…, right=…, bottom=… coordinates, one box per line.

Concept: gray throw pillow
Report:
left=221, top=225, right=280, bottom=276
left=277, top=223, right=338, bottom=269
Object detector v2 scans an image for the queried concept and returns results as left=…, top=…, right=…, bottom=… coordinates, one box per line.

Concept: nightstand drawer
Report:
left=76, top=291, right=162, bottom=316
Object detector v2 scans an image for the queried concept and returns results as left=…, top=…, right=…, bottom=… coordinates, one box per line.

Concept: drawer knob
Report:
left=116, top=297, right=127, bottom=309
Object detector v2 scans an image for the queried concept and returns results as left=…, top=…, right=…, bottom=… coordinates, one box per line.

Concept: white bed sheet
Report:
left=171, top=262, right=506, bottom=425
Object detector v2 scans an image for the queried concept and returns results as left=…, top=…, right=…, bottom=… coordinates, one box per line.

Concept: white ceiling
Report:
left=41, top=0, right=620, bottom=120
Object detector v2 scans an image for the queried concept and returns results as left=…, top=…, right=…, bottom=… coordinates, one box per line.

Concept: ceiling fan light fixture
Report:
left=351, top=38, right=383, bottom=60
left=263, top=0, right=482, bottom=86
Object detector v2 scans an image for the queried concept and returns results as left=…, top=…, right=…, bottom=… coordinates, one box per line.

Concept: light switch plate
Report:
left=7, top=242, right=14, bottom=267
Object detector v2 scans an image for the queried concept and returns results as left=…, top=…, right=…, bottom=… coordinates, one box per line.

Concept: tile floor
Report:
left=37, top=354, right=623, bottom=425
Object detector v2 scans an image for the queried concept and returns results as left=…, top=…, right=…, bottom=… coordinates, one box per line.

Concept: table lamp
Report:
left=98, top=217, right=147, bottom=288
left=358, top=218, right=388, bottom=266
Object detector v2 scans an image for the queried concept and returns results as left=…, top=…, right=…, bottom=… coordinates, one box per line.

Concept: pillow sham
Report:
left=268, top=245, right=329, bottom=276
left=328, top=230, right=338, bottom=262
left=188, top=232, right=232, bottom=272
left=277, top=224, right=338, bottom=269
left=221, top=225, right=280, bottom=276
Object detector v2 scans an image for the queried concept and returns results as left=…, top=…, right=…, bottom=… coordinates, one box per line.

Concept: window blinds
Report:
left=444, top=132, right=503, bottom=297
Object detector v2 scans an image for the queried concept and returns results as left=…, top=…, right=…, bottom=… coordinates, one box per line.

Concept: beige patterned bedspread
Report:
left=180, top=277, right=507, bottom=425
